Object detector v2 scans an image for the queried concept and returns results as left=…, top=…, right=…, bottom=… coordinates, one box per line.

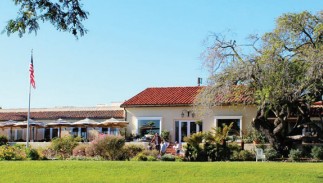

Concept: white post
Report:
left=50, top=128, right=53, bottom=139
left=78, top=127, right=81, bottom=137
left=26, top=83, right=31, bottom=147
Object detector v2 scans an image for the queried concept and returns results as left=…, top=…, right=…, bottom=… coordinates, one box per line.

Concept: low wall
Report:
left=9, top=141, right=150, bottom=149
left=9, top=142, right=51, bottom=149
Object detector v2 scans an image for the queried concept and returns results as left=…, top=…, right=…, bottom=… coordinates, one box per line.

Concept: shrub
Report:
left=132, top=152, right=148, bottom=161
left=50, top=136, right=81, bottom=159
left=147, top=155, right=157, bottom=161
left=123, top=144, right=145, bottom=159
left=228, top=143, right=240, bottom=161
left=0, top=135, right=8, bottom=146
left=161, top=130, right=170, bottom=142
left=184, top=132, right=206, bottom=161
left=175, top=156, right=185, bottom=162
left=68, top=155, right=104, bottom=161
left=0, top=145, right=16, bottom=160
left=289, top=149, right=302, bottom=162
left=0, top=145, right=26, bottom=160
left=231, top=150, right=240, bottom=161
left=265, top=148, right=278, bottom=161
left=27, top=148, right=40, bottom=160
left=41, top=148, right=56, bottom=160
left=231, top=150, right=254, bottom=161
left=131, top=149, right=159, bottom=161
left=242, top=128, right=267, bottom=144
left=88, top=135, right=125, bottom=160
left=161, top=154, right=175, bottom=161
left=228, top=143, right=240, bottom=152
left=311, top=146, right=323, bottom=160
left=301, top=145, right=313, bottom=158
left=72, top=144, right=89, bottom=157
left=239, top=150, right=254, bottom=161
left=34, top=147, right=48, bottom=160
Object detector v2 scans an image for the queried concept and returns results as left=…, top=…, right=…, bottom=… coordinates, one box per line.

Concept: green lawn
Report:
left=0, top=161, right=322, bottom=183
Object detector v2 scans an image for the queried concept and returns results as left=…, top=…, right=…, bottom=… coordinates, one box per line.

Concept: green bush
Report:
left=161, top=130, right=170, bottom=142
left=0, top=145, right=26, bottom=160
left=228, top=143, right=241, bottom=152
left=161, top=154, right=175, bottom=161
left=123, top=144, right=145, bottom=159
left=50, top=136, right=81, bottom=159
left=231, top=150, right=240, bottom=161
left=41, top=148, right=55, bottom=160
left=88, top=135, right=125, bottom=160
left=289, top=149, right=302, bottom=162
left=27, top=148, right=40, bottom=160
left=0, top=135, right=8, bottom=146
left=72, top=144, right=89, bottom=157
left=242, top=128, right=267, bottom=144
left=265, top=148, right=278, bottom=161
left=311, top=146, right=323, bottom=160
left=184, top=132, right=208, bottom=161
left=231, top=150, right=254, bottom=161
left=147, top=155, right=157, bottom=161
left=68, top=155, right=104, bottom=161
left=239, top=150, right=254, bottom=161
left=228, top=143, right=241, bottom=161
left=131, top=149, right=159, bottom=161
left=132, top=152, right=148, bottom=161
left=175, top=156, right=185, bottom=162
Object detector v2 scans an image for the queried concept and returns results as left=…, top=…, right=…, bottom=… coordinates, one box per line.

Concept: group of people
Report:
left=150, top=133, right=181, bottom=155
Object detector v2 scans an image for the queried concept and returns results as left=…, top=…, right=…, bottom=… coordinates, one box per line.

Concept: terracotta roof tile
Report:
left=212, top=85, right=255, bottom=105
left=121, top=86, right=203, bottom=107
left=0, top=110, right=124, bottom=121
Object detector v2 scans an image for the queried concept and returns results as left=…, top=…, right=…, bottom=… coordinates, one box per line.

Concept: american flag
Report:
left=29, top=53, right=36, bottom=89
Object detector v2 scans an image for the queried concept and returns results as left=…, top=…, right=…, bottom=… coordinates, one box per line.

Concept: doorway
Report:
left=175, top=120, right=202, bottom=142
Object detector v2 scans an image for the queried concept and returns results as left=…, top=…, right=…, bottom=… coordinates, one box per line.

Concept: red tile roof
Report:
left=213, top=85, right=255, bottom=105
left=121, top=86, right=203, bottom=107
left=0, top=110, right=124, bottom=121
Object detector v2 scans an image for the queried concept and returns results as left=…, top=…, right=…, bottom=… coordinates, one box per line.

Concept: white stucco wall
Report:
left=125, top=105, right=257, bottom=142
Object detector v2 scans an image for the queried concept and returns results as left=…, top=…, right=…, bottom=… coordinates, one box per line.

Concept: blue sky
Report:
left=0, top=0, right=322, bottom=108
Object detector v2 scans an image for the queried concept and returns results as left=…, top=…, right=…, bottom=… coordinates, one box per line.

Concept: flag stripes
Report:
left=29, top=53, right=36, bottom=89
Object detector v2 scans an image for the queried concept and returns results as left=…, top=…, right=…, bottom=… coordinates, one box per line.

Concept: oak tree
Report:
left=4, top=0, right=88, bottom=38
left=195, top=11, right=323, bottom=153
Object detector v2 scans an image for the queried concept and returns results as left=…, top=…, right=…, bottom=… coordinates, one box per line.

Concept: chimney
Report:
left=197, top=77, right=202, bottom=86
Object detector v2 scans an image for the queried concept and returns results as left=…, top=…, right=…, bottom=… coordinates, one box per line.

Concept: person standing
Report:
left=173, top=141, right=180, bottom=155
left=151, top=133, right=162, bottom=151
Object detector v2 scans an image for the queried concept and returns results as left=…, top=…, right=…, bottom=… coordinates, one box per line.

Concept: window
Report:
left=52, top=128, right=59, bottom=138
left=102, top=127, right=119, bottom=135
left=71, top=127, right=79, bottom=137
left=137, top=117, right=161, bottom=137
left=214, top=116, right=242, bottom=136
left=44, top=129, right=51, bottom=141
left=102, top=127, right=109, bottom=134
left=175, top=120, right=203, bottom=142
left=16, top=129, right=23, bottom=141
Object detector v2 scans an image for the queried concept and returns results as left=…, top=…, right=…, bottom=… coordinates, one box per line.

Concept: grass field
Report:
left=0, top=161, right=322, bottom=183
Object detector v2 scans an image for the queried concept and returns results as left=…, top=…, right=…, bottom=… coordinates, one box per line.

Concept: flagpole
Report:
left=26, top=49, right=33, bottom=148
left=26, top=80, right=31, bottom=148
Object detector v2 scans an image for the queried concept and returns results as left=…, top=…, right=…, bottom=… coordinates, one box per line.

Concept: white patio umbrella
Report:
left=14, top=120, right=46, bottom=142
left=99, top=118, right=128, bottom=128
left=46, top=118, right=73, bottom=138
left=71, top=118, right=99, bottom=141
left=0, top=120, right=17, bottom=141
left=98, top=118, right=128, bottom=136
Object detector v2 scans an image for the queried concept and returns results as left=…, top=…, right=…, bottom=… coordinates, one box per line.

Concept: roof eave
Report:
left=121, top=104, right=193, bottom=108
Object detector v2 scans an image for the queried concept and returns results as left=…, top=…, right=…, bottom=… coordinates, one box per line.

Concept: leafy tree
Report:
left=195, top=11, right=323, bottom=154
left=4, top=0, right=88, bottom=38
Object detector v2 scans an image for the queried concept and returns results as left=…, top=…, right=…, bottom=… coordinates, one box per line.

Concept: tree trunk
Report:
left=252, top=107, right=287, bottom=155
